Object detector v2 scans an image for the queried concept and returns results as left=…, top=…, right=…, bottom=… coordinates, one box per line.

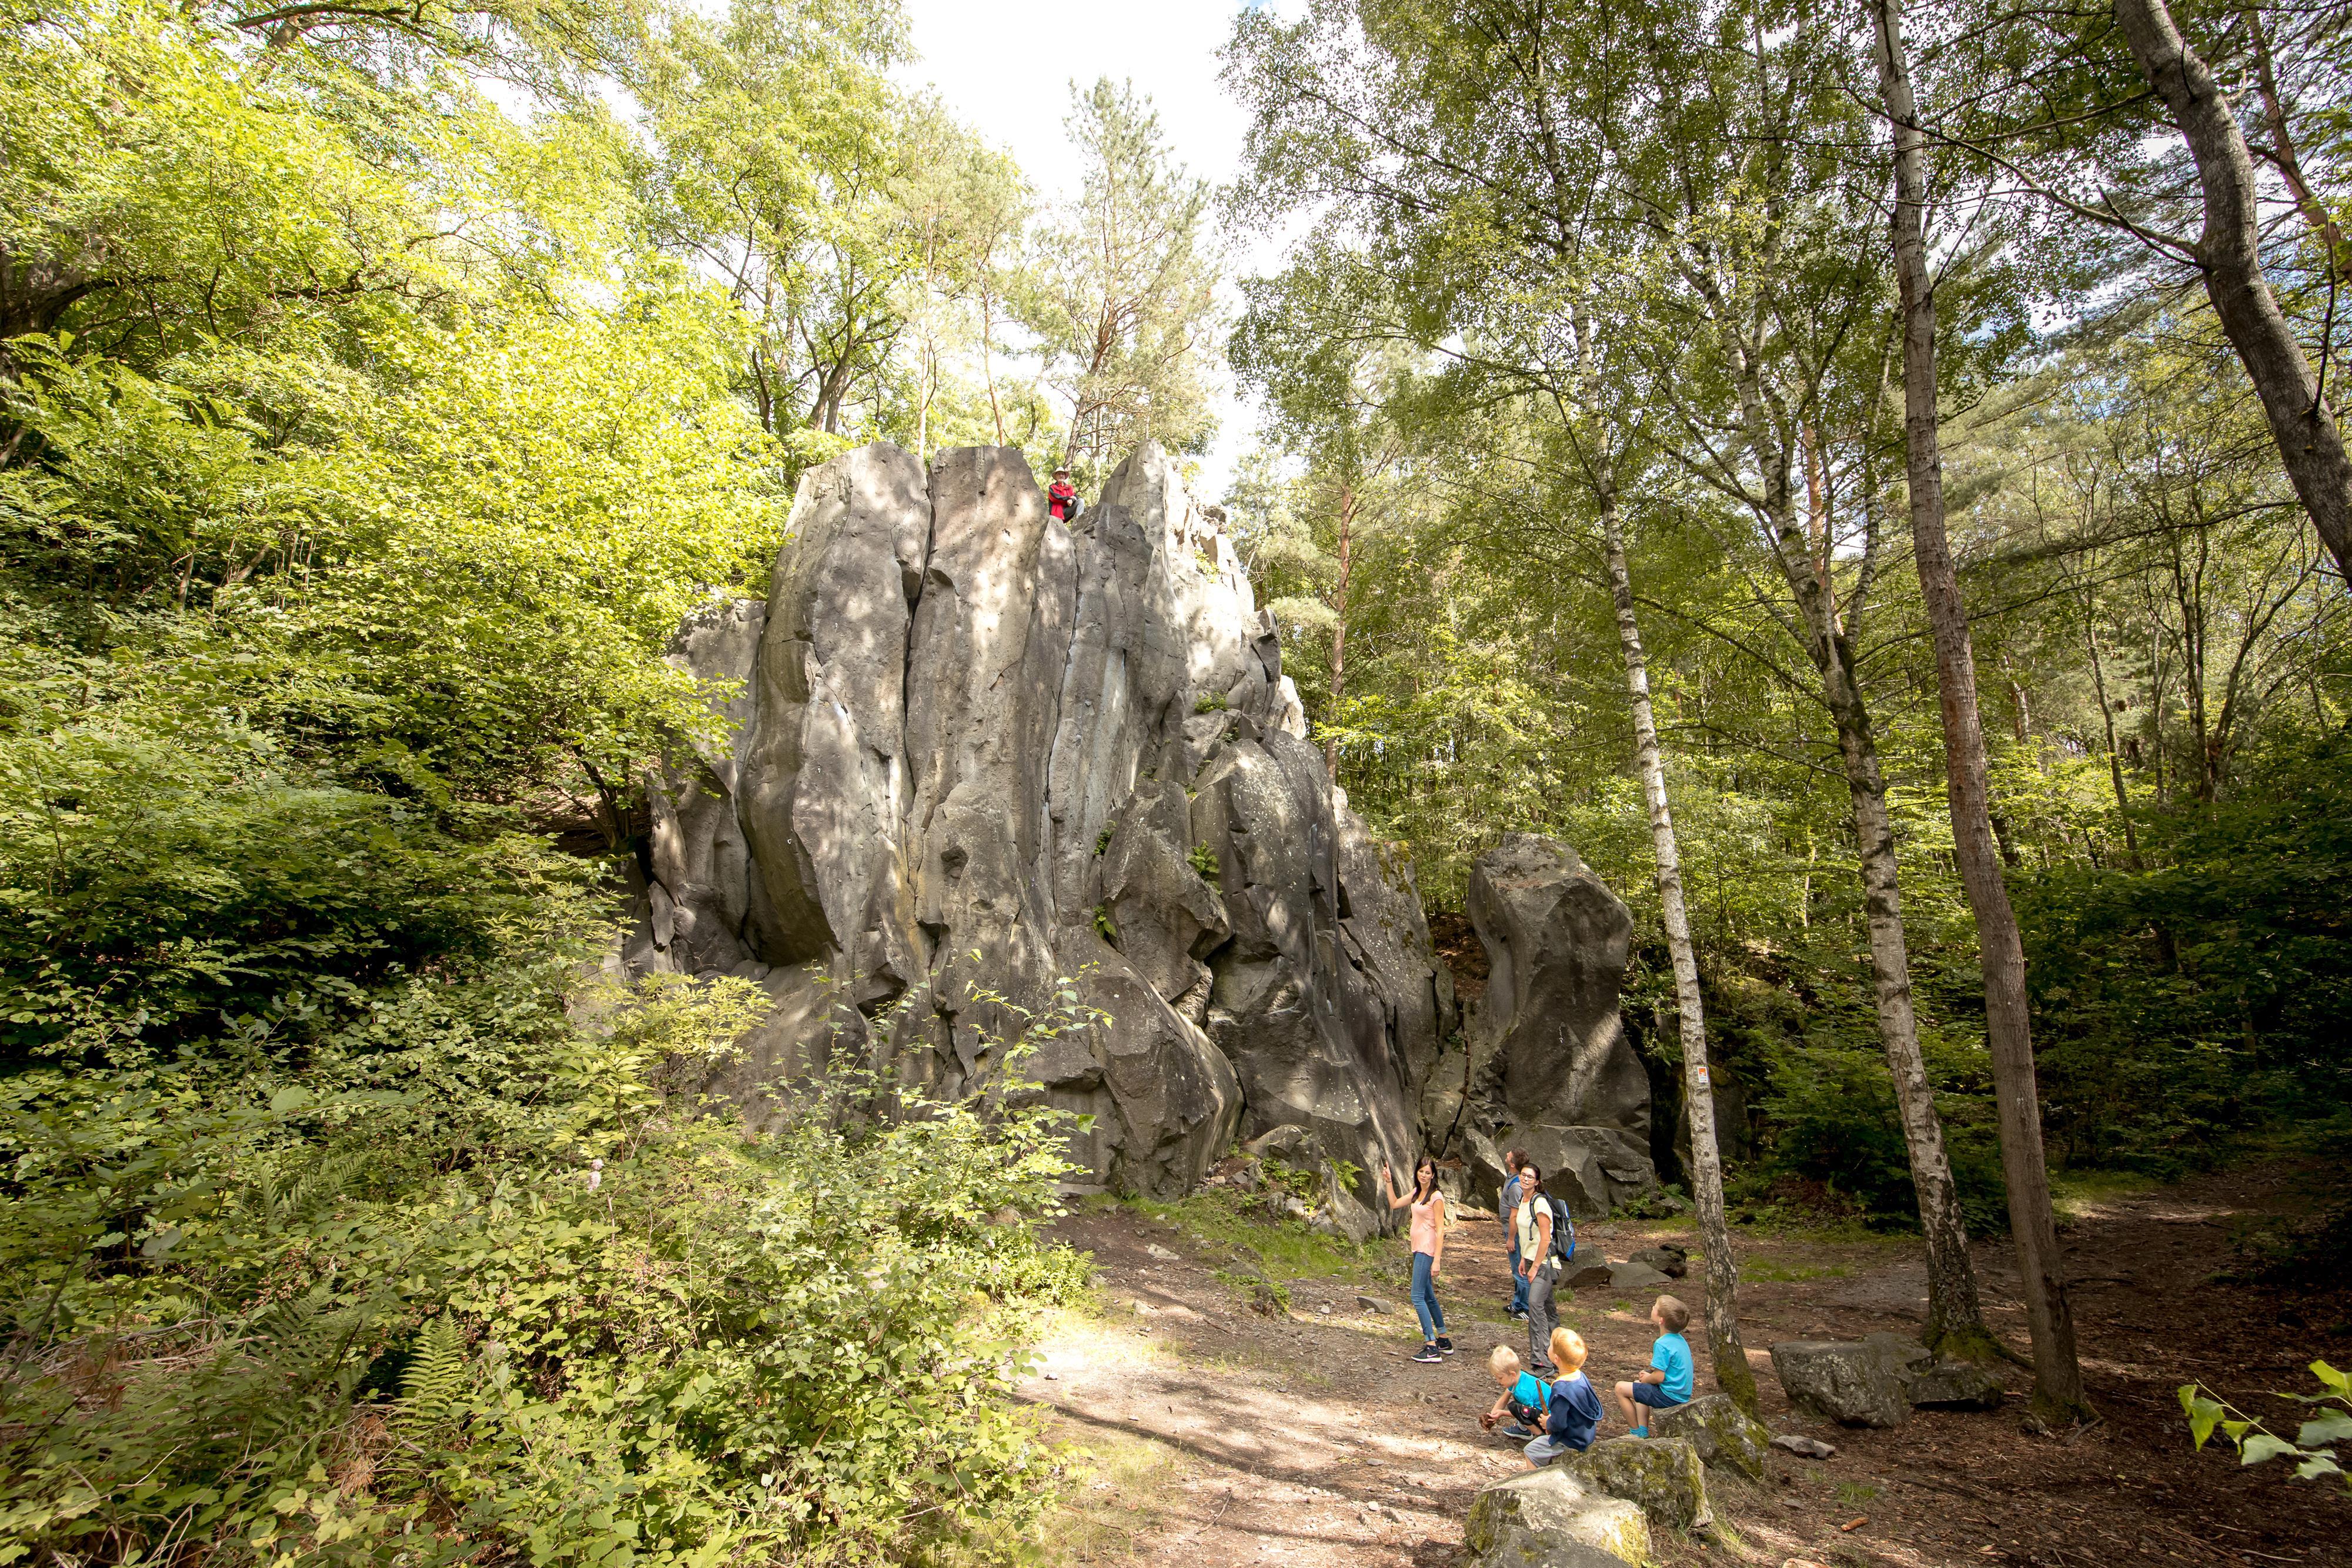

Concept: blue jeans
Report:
left=1410, top=1251, right=1447, bottom=1342
left=1507, top=1241, right=1529, bottom=1313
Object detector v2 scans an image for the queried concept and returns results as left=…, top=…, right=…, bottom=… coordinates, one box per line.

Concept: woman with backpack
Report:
left=1515, top=1163, right=1566, bottom=1376
left=1380, top=1156, right=1453, bottom=1363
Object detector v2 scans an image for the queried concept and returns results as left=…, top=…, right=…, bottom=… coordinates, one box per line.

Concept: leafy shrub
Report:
left=1187, top=843, right=1221, bottom=884
left=2019, top=735, right=2352, bottom=1172
left=1739, top=1038, right=2009, bottom=1235
left=2182, top=1362, right=2352, bottom=1489
left=1191, top=690, right=1227, bottom=714
left=0, top=954, right=1094, bottom=1568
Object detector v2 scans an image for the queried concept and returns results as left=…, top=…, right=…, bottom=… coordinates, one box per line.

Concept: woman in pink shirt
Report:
left=1381, top=1156, right=1452, bottom=1363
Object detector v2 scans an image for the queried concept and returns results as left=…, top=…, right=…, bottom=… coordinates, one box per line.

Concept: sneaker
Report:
left=1412, top=1344, right=1444, bottom=1363
left=1436, top=1336, right=1456, bottom=1355
left=1507, top=1307, right=1529, bottom=1320
left=1629, top=1426, right=1649, bottom=1439
left=1532, top=1365, right=1558, bottom=1379
left=1501, top=1423, right=1536, bottom=1439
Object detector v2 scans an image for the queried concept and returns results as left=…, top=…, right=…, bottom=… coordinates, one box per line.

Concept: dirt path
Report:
left=1017, top=1165, right=2347, bottom=1567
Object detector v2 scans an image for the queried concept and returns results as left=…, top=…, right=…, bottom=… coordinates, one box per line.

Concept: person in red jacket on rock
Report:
left=1047, top=467, right=1084, bottom=523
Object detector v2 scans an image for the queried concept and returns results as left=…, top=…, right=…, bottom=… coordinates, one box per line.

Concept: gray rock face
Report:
left=1465, top=1467, right=1651, bottom=1568
left=632, top=442, right=1453, bottom=1203
left=1769, top=1340, right=1910, bottom=1428
left=1429, top=835, right=1656, bottom=1213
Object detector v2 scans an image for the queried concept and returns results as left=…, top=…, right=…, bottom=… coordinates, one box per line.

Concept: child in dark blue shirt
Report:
left=1525, top=1328, right=1603, bottom=1464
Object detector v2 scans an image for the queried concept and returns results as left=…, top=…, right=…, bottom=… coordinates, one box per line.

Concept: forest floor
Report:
left=1010, top=1161, right=2348, bottom=1568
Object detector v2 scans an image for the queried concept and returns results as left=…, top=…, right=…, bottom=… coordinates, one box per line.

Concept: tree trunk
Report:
left=1326, top=484, right=1355, bottom=777
left=1598, top=493, right=1759, bottom=1418
left=1753, top=441, right=1994, bottom=1357
left=1873, top=0, right=2092, bottom=1423
left=2114, top=0, right=2352, bottom=585
left=1803, top=614, right=1993, bottom=1354
left=2246, top=9, right=2350, bottom=288
left=2083, top=599, right=2144, bottom=870
left=1699, top=157, right=1994, bottom=1357
left=981, top=288, right=1007, bottom=444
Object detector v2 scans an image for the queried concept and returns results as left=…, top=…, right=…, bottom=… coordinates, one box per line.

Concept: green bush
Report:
left=2018, top=735, right=2352, bottom=1173
left=0, top=952, right=1095, bottom=1568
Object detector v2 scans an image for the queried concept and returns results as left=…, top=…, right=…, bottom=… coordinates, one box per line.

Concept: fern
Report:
left=397, top=1315, right=470, bottom=1432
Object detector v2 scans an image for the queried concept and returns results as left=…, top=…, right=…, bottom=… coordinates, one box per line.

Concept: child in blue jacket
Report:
left=1525, top=1328, right=1603, bottom=1464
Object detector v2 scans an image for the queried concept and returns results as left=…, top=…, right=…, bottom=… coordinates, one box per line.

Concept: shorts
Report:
left=1524, top=1432, right=1577, bottom=1465
left=1631, top=1383, right=1687, bottom=1411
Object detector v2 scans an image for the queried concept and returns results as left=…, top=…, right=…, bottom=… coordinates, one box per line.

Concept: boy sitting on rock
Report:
left=1479, top=1344, right=1549, bottom=1439
left=1525, top=1328, right=1603, bottom=1465
left=1614, top=1294, right=1695, bottom=1437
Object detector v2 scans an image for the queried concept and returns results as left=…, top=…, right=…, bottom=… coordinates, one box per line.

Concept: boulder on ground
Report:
left=1862, top=1331, right=2007, bottom=1410
left=1559, top=1254, right=1617, bottom=1290
left=1769, top=1432, right=1836, bottom=1459
left=1626, top=1245, right=1688, bottom=1278
left=1465, top=1467, right=1650, bottom=1568
left=1436, top=835, right=1658, bottom=1213
left=1650, top=1393, right=1770, bottom=1481
left=1769, top=1340, right=1909, bottom=1428
left=1555, top=1436, right=1712, bottom=1534
left=1606, top=1259, right=1673, bottom=1290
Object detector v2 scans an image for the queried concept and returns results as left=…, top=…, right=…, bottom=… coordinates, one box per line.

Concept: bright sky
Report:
left=893, top=0, right=1278, bottom=500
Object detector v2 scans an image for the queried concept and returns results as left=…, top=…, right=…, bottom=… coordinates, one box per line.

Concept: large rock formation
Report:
left=629, top=441, right=1456, bottom=1209
left=1424, top=833, right=1657, bottom=1214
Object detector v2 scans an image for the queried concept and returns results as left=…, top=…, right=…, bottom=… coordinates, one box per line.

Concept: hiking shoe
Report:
left=1501, top=1423, right=1536, bottom=1439
left=1508, top=1307, right=1529, bottom=1319
left=1412, top=1344, right=1444, bottom=1363
left=1436, top=1336, right=1456, bottom=1355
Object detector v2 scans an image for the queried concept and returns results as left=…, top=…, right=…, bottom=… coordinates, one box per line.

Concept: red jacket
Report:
left=1048, top=481, right=1083, bottom=521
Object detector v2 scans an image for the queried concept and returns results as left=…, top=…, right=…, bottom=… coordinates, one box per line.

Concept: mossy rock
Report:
left=1556, top=1435, right=1712, bottom=1534
left=1650, top=1393, right=1770, bottom=1481
left=1465, top=1467, right=1650, bottom=1567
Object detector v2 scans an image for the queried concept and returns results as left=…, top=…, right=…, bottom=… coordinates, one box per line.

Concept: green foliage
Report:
left=2182, top=1363, right=2352, bottom=1490
left=1192, top=690, right=1228, bottom=714
left=1091, top=904, right=1117, bottom=944
left=1094, top=826, right=1113, bottom=857
left=0, top=958, right=1094, bottom=1568
left=2019, top=735, right=2352, bottom=1174
left=1031, top=78, right=1220, bottom=477
left=0, top=8, right=1123, bottom=1567
left=1187, top=842, right=1221, bottom=884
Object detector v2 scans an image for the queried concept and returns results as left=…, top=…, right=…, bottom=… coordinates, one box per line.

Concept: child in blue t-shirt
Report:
left=1480, top=1345, right=1549, bottom=1437
left=1613, top=1295, right=1695, bottom=1437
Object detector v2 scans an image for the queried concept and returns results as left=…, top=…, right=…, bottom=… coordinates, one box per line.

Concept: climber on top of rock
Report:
left=1047, top=466, right=1084, bottom=522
